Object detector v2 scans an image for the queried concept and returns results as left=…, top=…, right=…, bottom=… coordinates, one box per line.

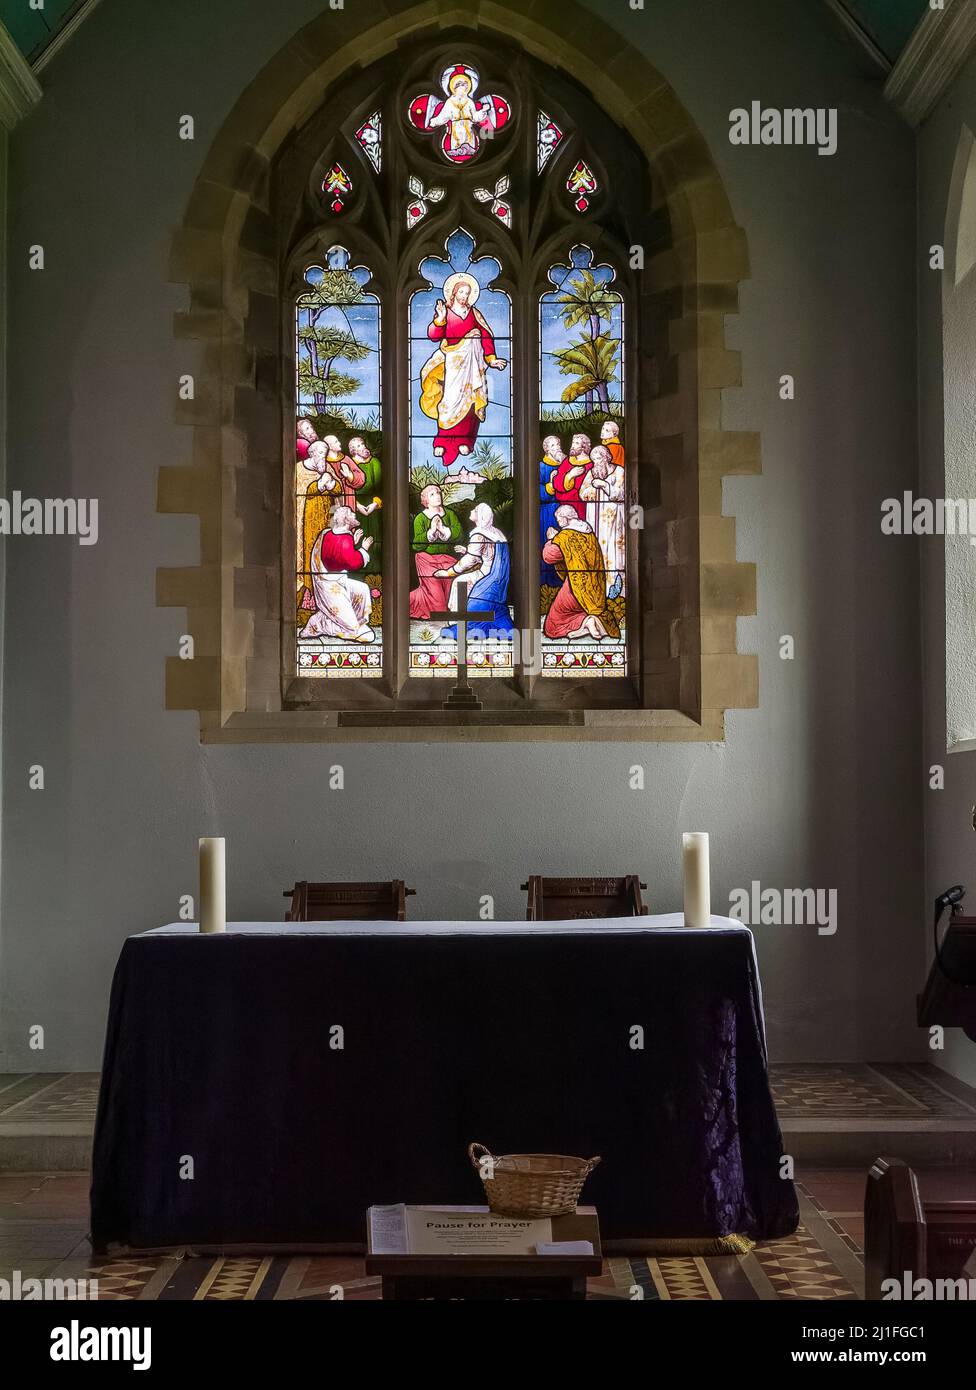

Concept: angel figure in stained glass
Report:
left=409, top=65, right=511, bottom=164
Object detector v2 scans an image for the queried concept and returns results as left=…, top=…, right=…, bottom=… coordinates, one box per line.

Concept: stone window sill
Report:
left=200, top=708, right=723, bottom=744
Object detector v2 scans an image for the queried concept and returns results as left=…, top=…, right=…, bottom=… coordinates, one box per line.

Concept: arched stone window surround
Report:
left=157, top=0, right=760, bottom=743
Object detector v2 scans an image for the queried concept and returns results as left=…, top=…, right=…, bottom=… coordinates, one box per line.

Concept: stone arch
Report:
left=157, top=0, right=759, bottom=742
left=942, top=124, right=976, bottom=752
left=944, top=124, right=976, bottom=290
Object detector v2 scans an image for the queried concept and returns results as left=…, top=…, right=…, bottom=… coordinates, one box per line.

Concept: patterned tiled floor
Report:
left=0, top=1074, right=100, bottom=1122
left=0, top=1171, right=873, bottom=1300
left=770, top=1063, right=976, bottom=1120
left=3, top=1065, right=975, bottom=1130
left=750, top=1223, right=858, bottom=1300
left=2, top=1067, right=975, bottom=1299
left=0, top=1073, right=101, bottom=1117
left=797, top=1171, right=866, bottom=1259
left=2, top=1170, right=973, bottom=1300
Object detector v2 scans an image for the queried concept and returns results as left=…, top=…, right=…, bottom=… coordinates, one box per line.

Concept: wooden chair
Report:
left=916, top=908, right=976, bottom=1043
left=284, top=880, right=415, bottom=922
left=864, top=1157, right=976, bottom=1298
left=522, top=875, right=648, bottom=921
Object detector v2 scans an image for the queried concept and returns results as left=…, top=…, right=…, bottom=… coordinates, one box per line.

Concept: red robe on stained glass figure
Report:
left=301, top=506, right=375, bottom=644
left=408, top=64, right=511, bottom=165
left=419, top=272, right=507, bottom=469
left=549, top=431, right=591, bottom=520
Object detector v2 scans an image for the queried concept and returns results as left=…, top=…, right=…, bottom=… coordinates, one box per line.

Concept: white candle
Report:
left=682, top=832, right=710, bottom=927
left=199, top=838, right=226, bottom=934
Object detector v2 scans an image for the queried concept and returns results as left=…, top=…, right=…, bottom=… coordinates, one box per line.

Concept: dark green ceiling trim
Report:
left=834, top=0, right=929, bottom=63
left=0, top=0, right=91, bottom=65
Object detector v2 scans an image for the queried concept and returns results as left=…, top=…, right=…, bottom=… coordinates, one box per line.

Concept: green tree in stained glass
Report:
left=552, top=267, right=620, bottom=414
left=297, top=267, right=372, bottom=409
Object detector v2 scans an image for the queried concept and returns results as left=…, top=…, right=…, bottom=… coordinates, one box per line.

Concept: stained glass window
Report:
left=294, top=249, right=383, bottom=678
left=473, top=176, right=512, bottom=228
left=322, top=163, right=352, bottom=213
left=408, top=228, right=514, bottom=678
left=538, top=246, right=626, bottom=677
left=287, top=48, right=650, bottom=711
left=355, top=111, right=382, bottom=172
left=537, top=111, right=563, bottom=172
left=406, top=174, right=444, bottom=231
left=408, top=64, right=511, bottom=164
left=566, top=160, right=598, bottom=213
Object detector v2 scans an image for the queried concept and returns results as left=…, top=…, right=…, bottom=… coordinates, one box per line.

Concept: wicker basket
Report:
left=468, top=1142, right=601, bottom=1218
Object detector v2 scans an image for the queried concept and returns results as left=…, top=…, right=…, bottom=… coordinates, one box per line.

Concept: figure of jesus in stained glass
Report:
left=419, top=272, right=508, bottom=468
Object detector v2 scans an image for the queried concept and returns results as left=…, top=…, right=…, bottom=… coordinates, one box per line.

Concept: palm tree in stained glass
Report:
left=553, top=267, right=620, bottom=414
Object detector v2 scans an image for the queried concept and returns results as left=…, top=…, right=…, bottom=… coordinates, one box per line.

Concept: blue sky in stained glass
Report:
left=296, top=251, right=381, bottom=419
left=297, top=301, right=381, bottom=411
left=539, top=247, right=623, bottom=409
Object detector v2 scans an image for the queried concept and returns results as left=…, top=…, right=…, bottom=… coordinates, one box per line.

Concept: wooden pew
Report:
left=864, top=1157, right=976, bottom=1299
left=284, top=880, right=415, bottom=922
left=522, top=875, right=648, bottom=921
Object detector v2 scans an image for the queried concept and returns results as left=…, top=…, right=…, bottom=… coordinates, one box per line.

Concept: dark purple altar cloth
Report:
left=90, top=919, right=798, bottom=1250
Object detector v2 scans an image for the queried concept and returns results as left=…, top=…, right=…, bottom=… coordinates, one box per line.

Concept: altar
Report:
left=90, top=918, right=798, bottom=1252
